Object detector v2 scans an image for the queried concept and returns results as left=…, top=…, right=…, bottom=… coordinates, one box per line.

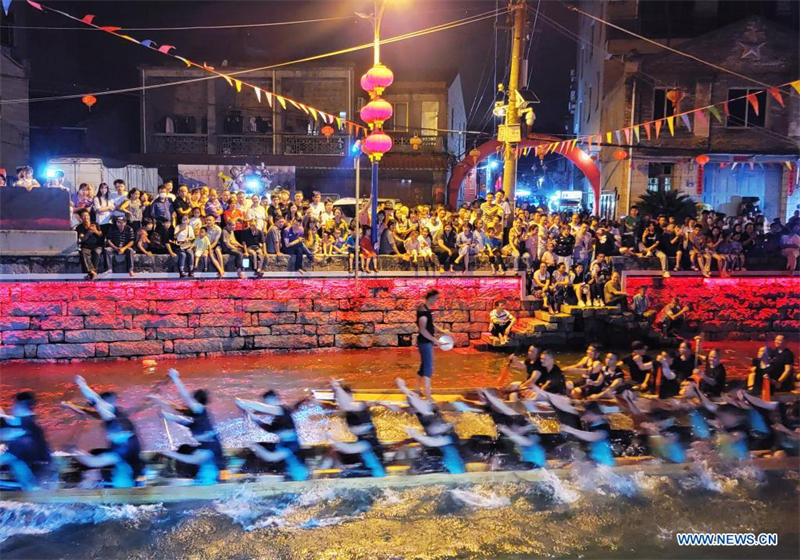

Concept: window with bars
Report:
left=726, top=88, right=766, bottom=128
left=647, top=163, right=673, bottom=193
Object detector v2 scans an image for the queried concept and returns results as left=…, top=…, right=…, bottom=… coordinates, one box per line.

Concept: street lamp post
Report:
left=359, top=0, right=393, bottom=247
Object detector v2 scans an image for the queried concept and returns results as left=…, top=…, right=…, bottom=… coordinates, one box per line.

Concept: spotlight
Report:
left=45, top=167, right=58, bottom=179
left=244, top=176, right=262, bottom=192
left=489, top=160, right=499, bottom=170
left=351, top=140, right=362, bottom=155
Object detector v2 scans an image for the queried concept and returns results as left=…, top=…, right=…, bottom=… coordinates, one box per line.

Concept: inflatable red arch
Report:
left=447, top=134, right=601, bottom=213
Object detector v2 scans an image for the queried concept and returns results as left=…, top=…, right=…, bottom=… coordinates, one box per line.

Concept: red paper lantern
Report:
left=362, top=64, right=394, bottom=96
left=321, top=125, right=335, bottom=138
left=613, top=149, right=628, bottom=160
left=695, top=154, right=710, bottom=166
left=82, top=95, right=97, bottom=110
left=362, top=131, right=392, bottom=162
left=359, top=98, right=393, bottom=129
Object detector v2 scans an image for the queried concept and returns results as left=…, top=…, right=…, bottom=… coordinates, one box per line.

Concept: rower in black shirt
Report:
left=696, top=349, right=726, bottom=397
left=655, top=351, right=681, bottom=399
left=0, top=392, right=52, bottom=490
left=538, top=350, right=566, bottom=395
left=72, top=419, right=143, bottom=488
left=767, top=335, right=795, bottom=392
left=326, top=378, right=385, bottom=477
left=673, top=341, right=697, bottom=384
left=622, top=340, right=655, bottom=391
left=151, top=369, right=225, bottom=485
left=235, top=390, right=309, bottom=481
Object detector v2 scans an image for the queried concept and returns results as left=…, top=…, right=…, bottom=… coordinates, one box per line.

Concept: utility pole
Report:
left=501, top=0, right=526, bottom=205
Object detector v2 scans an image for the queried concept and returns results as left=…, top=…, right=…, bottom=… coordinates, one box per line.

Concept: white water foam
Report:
left=530, top=469, right=581, bottom=505
left=0, top=501, right=165, bottom=543
left=450, top=488, right=511, bottom=509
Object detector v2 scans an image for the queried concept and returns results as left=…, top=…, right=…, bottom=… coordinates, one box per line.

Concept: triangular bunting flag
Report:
left=335, top=117, right=343, bottom=129
left=100, top=26, right=122, bottom=33
left=587, top=135, right=593, bottom=152
left=118, top=35, right=138, bottom=44
left=157, top=44, right=175, bottom=54
left=2, top=0, right=10, bottom=16
left=288, top=99, right=302, bottom=111
left=644, top=122, right=651, bottom=140
left=655, top=120, right=663, bottom=138
left=81, top=14, right=96, bottom=25
left=175, top=56, right=192, bottom=68
left=633, top=126, right=640, bottom=142
left=141, top=39, right=156, bottom=48
left=615, top=130, right=622, bottom=145
left=623, top=128, right=632, bottom=144
left=221, top=75, right=233, bottom=87
left=694, top=109, right=708, bottom=127
left=233, top=80, right=241, bottom=93
left=708, top=106, right=722, bottom=122
left=680, top=113, right=692, bottom=132
left=746, top=93, right=759, bottom=115
left=722, top=101, right=729, bottom=117
left=309, top=107, right=318, bottom=121
left=786, top=161, right=792, bottom=170
left=264, top=92, right=273, bottom=107
left=790, top=80, right=800, bottom=95
left=666, top=116, right=675, bottom=136
left=254, top=87, right=262, bottom=102
left=27, top=1, right=43, bottom=11
left=277, top=96, right=287, bottom=109
left=768, top=87, right=785, bottom=108
left=606, top=131, right=612, bottom=144
left=571, top=139, right=579, bottom=150
left=202, top=62, right=215, bottom=71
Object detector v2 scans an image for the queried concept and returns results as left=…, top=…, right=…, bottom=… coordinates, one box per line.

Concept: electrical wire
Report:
left=0, top=15, right=353, bottom=31
left=1, top=8, right=508, bottom=105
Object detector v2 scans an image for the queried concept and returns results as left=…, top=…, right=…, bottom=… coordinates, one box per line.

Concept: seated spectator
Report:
left=136, top=219, right=155, bottom=256
left=13, top=166, right=40, bottom=190
left=656, top=296, right=688, bottom=337
left=433, top=222, right=457, bottom=273
left=202, top=215, right=225, bottom=278
left=104, top=215, right=136, bottom=277
left=603, top=271, right=628, bottom=310
left=266, top=216, right=286, bottom=255
left=319, top=231, right=335, bottom=261
left=283, top=217, right=311, bottom=274
left=240, top=219, right=267, bottom=278
left=779, top=224, right=800, bottom=271
left=570, top=262, right=590, bottom=307
left=550, top=262, right=570, bottom=313
left=531, top=262, right=552, bottom=311
left=193, top=227, right=213, bottom=274
left=630, top=285, right=655, bottom=323
left=489, top=300, right=516, bottom=345
left=455, top=222, right=481, bottom=271
left=75, top=210, right=104, bottom=280
left=219, top=220, right=247, bottom=279
left=172, top=214, right=195, bottom=278
left=378, top=220, right=402, bottom=256
left=485, top=225, right=506, bottom=273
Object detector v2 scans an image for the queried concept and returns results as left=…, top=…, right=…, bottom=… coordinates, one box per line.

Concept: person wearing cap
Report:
left=105, top=214, right=136, bottom=276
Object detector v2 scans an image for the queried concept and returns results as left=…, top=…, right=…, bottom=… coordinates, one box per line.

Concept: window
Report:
left=653, top=89, right=675, bottom=120
left=726, top=88, right=766, bottom=128
left=387, top=102, right=408, bottom=132
left=421, top=101, right=439, bottom=134
left=647, top=163, right=673, bottom=193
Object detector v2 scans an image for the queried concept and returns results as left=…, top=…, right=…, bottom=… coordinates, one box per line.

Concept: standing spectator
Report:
left=765, top=335, right=796, bottom=392
left=93, top=183, right=114, bottom=231
left=220, top=221, right=247, bottom=279
left=127, top=189, right=143, bottom=231
left=173, top=185, right=193, bottom=224
left=247, top=194, right=267, bottom=230
left=308, top=191, right=325, bottom=221
left=172, top=214, right=195, bottom=278
left=603, top=271, right=628, bottom=310
left=75, top=210, right=104, bottom=280
left=489, top=300, right=516, bottom=345
left=240, top=219, right=267, bottom=277
left=205, top=189, right=224, bottom=223
left=359, top=225, right=379, bottom=273
left=150, top=185, right=175, bottom=225
left=110, top=180, right=129, bottom=219
left=104, top=215, right=136, bottom=277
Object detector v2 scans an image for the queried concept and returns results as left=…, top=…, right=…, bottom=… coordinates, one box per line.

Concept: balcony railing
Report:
left=281, top=134, right=348, bottom=156
left=389, top=132, right=445, bottom=153
left=151, top=133, right=208, bottom=154
left=217, top=134, right=273, bottom=156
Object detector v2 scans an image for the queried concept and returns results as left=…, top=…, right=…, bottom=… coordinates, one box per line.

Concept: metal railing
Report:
left=217, top=134, right=273, bottom=156
left=281, top=134, right=348, bottom=156
left=150, top=133, right=208, bottom=154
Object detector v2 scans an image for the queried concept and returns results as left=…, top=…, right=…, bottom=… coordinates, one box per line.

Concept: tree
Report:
left=635, top=190, right=697, bottom=220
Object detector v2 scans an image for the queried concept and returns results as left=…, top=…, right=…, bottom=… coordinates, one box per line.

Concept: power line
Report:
left=1, top=8, right=508, bottom=106
left=0, top=15, right=353, bottom=31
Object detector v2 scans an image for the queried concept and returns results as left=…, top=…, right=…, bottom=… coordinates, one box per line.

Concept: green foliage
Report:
left=635, top=190, right=697, bottom=220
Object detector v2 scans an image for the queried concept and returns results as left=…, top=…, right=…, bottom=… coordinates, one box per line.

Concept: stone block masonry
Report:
left=625, top=276, right=800, bottom=340
left=0, top=277, right=522, bottom=362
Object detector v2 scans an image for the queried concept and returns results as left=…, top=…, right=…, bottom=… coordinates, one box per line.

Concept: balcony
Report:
left=281, top=134, right=348, bottom=156
left=389, top=132, right=445, bottom=153
left=151, top=133, right=208, bottom=155
left=217, top=134, right=273, bottom=156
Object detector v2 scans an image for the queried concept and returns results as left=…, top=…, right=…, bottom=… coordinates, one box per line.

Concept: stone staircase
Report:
left=475, top=303, right=672, bottom=351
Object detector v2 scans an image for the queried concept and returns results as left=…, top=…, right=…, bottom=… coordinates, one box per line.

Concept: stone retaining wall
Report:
left=0, top=277, right=522, bottom=362
left=625, top=276, right=799, bottom=340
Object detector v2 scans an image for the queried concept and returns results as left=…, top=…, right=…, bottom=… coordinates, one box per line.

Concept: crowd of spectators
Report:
left=4, top=166, right=798, bottom=280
